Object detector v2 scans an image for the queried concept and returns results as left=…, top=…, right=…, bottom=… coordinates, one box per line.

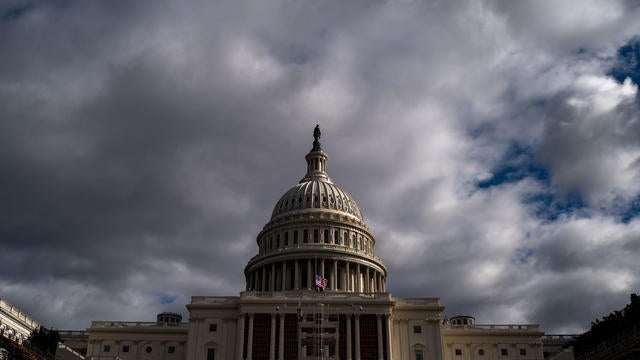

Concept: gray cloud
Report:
left=1, top=0, right=639, bottom=334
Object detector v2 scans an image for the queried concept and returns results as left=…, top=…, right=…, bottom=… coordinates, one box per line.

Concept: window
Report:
left=303, top=230, right=308, bottom=243
left=146, top=346, right=152, bottom=353
left=284, top=232, right=288, bottom=246
left=324, top=230, right=329, bottom=244
left=334, top=230, right=339, bottom=244
left=455, top=349, right=462, bottom=356
left=209, top=323, right=217, bottom=332
left=207, top=348, right=215, bottom=360
left=501, top=348, right=508, bottom=356
left=415, top=350, right=423, bottom=360
left=122, top=345, right=129, bottom=353
left=478, top=349, right=485, bottom=356
left=413, top=325, right=422, bottom=333
left=520, top=348, right=527, bottom=356
left=294, top=231, right=298, bottom=244
left=168, top=346, right=176, bottom=354
left=314, top=229, right=319, bottom=243
left=103, top=345, right=111, bottom=353
left=276, top=234, right=280, bottom=248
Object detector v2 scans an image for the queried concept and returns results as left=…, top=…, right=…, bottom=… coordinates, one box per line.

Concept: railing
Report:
left=89, top=321, right=188, bottom=328
left=240, top=291, right=392, bottom=301
left=190, top=296, right=240, bottom=304
left=395, top=298, right=441, bottom=306
left=543, top=334, right=578, bottom=343
left=58, top=330, right=88, bottom=337
left=248, top=244, right=386, bottom=264
left=463, top=324, right=541, bottom=331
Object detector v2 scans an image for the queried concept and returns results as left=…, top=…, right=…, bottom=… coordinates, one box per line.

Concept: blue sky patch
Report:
left=158, top=294, right=178, bottom=305
left=477, top=143, right=549, bottom=189
left=608, top=36, right=640, bottom=87
left=477, top=143, right=590, bottom=221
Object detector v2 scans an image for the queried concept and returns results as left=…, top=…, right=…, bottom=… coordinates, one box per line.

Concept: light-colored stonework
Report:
left=86, top=127, right=546, bottom=360
left=0, top=298, right=40, bottom=345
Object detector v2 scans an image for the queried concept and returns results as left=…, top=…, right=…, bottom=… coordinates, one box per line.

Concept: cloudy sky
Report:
left=1, top=0, right=640, bottom=334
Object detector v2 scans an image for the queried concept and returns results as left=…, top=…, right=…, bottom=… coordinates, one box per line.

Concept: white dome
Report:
left=271, top=179, right=363, bottom=221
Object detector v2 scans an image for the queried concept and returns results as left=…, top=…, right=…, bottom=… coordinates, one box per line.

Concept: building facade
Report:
left=86, top=127, right=545, bottom=360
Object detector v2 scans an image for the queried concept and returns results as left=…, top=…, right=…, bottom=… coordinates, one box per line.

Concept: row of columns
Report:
left=259, top=229, right=374, bottom=256
left=247, top=259, right=386, bottom=292
left=236, top=313, right=392, bottom=360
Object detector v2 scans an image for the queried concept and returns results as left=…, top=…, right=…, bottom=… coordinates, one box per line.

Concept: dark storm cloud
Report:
left=1, top=0, right=640, bottom=334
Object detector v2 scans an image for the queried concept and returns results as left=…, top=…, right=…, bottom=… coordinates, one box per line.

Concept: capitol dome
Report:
left=270, top=176, right=363, bottom=222
left=244, top=125, right=387, bottom=293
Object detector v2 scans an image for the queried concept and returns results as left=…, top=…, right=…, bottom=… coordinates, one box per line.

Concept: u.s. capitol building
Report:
left=86, top=127, right=545, bottom=360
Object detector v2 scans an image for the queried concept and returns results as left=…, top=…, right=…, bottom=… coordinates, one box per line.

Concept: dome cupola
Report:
left=270, top=127, right=363, bottom=221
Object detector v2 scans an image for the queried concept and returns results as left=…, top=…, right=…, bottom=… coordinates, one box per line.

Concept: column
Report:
left=356, top=264, right=361, bottom=292
left=333, top=260, right=338, bottom=291
left=262, top=267, right=267, bottom=291
left=365, top=267, right=370, bottom=292
left=320, top=259, right=325, bottom=280
left=346, top=315, right=352, bottom=360
left=346, top=262, right=350, bottom=291
left=377, top=315, right=384, bottom=360
left=271, top=263, right=276, bottom=291
left=355, top=315, right=361, bottom=360
left=294, top=260, right=300, bottom=290
left=236, top=314, right=246, bottom=360
left=307, top=259, right=312, bottom=288
left=247, top=314, right=254, bottom=360
left=282, top=262, right=287, bottom=291
left=278, top=315, right=285, bottom=360
left=253, top=272, right=257, bottom=290
left=270, top=314, right=276, bottom=360
left=386, top=315, right=393, bottom=360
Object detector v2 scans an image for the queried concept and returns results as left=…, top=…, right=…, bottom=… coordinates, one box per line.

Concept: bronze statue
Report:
left=312, top=125, right=322, bottom=151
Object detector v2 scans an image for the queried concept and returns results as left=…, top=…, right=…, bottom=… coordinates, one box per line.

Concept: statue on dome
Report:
left=312, top=124, right=322, bottom=151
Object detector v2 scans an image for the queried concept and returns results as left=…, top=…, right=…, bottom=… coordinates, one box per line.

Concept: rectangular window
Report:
left=122, top=345, right=129, bottom=353
left=501, top=348, right=508, bottom=356
left=455, top=349, right=462, bottom=356
left=520, top=348, right=527, bottom=356
left=303, top=230, right=308, bottom=243
left=294, top=231, right=298, bottom=244
left=168, top=346, right=176, bottom=353
left=314, top=229, right=319, bottom=243
left=284, top=232, right=289, bottom=246
left=415, top=350, right=423, bottom=360
left=103, top=345, right=111, bottom=353
left=413, top=325, right=422, bottom=333
left=207, top=348, right=215, bottom=360
left=209, top=323, right=217, bottom=332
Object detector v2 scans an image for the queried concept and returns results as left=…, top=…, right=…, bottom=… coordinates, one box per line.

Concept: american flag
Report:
left=315, top=274, right=328, bottom=289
